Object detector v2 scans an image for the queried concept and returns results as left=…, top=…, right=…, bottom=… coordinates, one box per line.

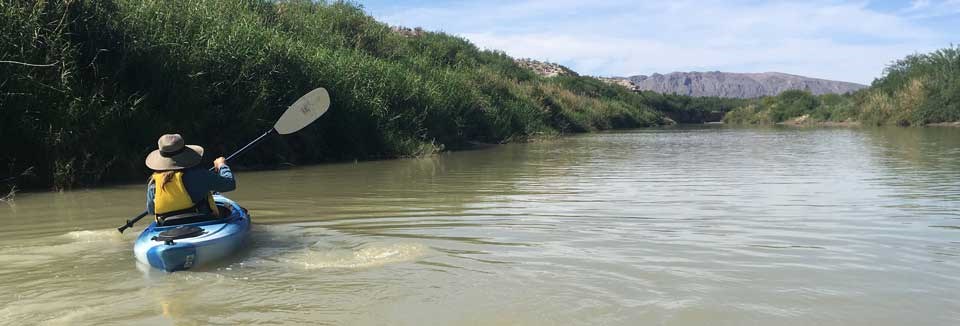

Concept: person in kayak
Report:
left=145, top=134, right=236, bottom=224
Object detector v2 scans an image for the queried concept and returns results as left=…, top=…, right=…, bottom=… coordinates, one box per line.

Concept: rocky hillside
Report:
left=596, top=77, right=635, bottom=89
left=607, top=72, right=866, bottom=98
left=514, top=58, right=579, bottom=77
left=390, top=26, right=425, bottom=37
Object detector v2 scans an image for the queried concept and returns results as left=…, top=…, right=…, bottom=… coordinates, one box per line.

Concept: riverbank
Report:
left=927, top=121, right=960, bottom=127
left=774, top=115, right=861, bottom=127
left=5, top=2, right=955, bottom=191
left=765, top=114, right=957, bottom=128
left=723, top=46, right=959, bottom=127
left=0, top=0, right=669, bottom=191
left=774, top=116, right=958, bottom=128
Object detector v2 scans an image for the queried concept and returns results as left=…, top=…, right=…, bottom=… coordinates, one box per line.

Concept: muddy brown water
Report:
left=1, top=126, right=959, bottom=325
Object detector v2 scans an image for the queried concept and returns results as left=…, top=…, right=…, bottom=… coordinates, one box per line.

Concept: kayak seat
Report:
left=158, top=204, right=232, bottom=226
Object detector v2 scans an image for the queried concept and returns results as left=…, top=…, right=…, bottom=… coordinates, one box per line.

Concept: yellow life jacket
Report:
left=152, top=171, right=218, bottom=219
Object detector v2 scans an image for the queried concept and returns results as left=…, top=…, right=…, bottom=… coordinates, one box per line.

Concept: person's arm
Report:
left=146, top=180, right=156, bottom=214
left=207, top=157, right=236, bottom=192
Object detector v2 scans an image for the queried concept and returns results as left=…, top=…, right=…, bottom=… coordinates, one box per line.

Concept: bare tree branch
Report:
left=0, top=60, right=59, bottom=67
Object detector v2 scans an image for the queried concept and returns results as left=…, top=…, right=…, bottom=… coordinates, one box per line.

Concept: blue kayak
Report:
left=134, top=195, right=250, bottom=272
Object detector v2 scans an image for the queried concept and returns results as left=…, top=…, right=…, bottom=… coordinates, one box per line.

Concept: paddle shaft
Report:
left=117, top=128, right=277, bottom=233
left=225, top=128, right=276, bottom=162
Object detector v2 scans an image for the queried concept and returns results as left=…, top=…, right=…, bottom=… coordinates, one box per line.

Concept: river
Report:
left=1, top=126, right=958, bottom=325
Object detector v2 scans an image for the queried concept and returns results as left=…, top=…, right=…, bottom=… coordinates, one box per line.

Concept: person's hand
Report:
left=213, top=157, right=226, bottom=172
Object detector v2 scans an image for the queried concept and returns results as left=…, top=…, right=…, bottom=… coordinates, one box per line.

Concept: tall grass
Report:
left=0, top=0, right=665, bottom=190
left=724, top=46, right=960, bottom=126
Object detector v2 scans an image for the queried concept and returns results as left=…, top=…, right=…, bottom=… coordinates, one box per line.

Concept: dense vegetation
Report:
left=724, top=46, right=960, bottom=126
left=543, top=77, right=743, bottom=124
left=1, top=0, right=670, bottom=190
left=635, top=91, right=748, bottom=123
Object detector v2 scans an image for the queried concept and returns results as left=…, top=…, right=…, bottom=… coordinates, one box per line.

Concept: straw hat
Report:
left=145, top=134, right=204, bottom=171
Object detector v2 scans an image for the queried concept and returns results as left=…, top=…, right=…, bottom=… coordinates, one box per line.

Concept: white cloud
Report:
left=908, top=0, right=931, bottom=11
left=367, top=0, right=953, bottom=84
left=902, top=0, right=960, bottom=18
left=463, top=32, right=924, bottom=84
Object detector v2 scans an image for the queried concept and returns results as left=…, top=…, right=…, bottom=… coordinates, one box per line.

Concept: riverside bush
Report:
left=0, top=0, right=665, bottom=189
left=724, top=46, right=960, bottom=126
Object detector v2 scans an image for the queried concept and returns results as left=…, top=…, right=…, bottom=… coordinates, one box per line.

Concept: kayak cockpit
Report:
left=157, top=204, right=233, bottom=227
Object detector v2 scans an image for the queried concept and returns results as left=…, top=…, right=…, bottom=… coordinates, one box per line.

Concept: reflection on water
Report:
left=1, top=126, right=959, bottom=325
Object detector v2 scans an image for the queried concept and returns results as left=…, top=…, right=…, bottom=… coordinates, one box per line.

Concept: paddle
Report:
left=117, top=88, right=331, bottom=233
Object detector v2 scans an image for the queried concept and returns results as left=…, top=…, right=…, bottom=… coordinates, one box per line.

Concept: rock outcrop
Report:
left=391, top=26, right=425, bottom=37
left=514, top=58, right=579, bottom=77
left=601, top=71, right=866, bottom=98
left=595, top=77, right=635, bottom=89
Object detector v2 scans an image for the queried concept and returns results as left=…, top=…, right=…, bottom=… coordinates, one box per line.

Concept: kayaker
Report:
left=145, top=134, right=236, bottom=223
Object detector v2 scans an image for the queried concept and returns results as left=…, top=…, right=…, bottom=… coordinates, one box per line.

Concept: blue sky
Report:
left=358, top=0, right=959, bottom=84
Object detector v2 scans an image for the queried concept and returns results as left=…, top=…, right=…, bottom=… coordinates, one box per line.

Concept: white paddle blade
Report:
left=274, top=88, right=330, bottom=135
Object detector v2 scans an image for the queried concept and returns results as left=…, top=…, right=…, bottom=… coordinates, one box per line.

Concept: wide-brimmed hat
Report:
left=145, top=134, right=204, bottom=171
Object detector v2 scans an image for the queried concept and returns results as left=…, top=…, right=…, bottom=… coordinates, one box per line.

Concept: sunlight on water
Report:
left=281, top=242, right=429, bottom=270
left=63, top=229, right=129, bottom=242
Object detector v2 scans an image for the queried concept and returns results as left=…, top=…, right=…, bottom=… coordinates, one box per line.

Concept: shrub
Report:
left=0, top=0, right=665, bottom=189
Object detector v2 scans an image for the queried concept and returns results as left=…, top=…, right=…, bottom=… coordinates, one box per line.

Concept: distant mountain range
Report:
left=611, top=71, right=867, bottom=98
left=510, top=58, right=867, bottom=99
